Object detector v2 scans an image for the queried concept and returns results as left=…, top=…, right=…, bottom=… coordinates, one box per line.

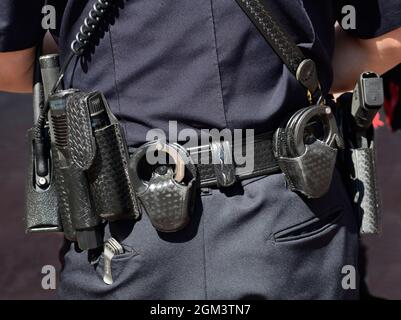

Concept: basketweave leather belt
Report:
left=129, top=131, right=281, bottom=189
left=188, top=132, right=280, bottom=188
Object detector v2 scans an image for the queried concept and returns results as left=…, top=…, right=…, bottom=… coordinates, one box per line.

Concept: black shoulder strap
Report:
left=235, top=0, right=322, bottom=103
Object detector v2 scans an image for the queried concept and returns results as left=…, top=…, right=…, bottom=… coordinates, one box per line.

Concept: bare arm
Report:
left=0, top=48, right=35, bottom=93
left=331, top=25, right=401, bottom=93
left=0, top=33, right=59, bottom=93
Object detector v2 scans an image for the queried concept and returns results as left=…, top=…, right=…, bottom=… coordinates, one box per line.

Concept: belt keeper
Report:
left=210, top=140, right=236, bottom=187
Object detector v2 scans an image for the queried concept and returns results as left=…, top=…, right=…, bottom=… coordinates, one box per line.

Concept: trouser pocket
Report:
left=272, top=206, right=344, bottom=243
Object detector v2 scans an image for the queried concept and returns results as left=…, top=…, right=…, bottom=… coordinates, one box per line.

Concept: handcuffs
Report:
left=129, top=141, right=197, bottom=232
left=273, top=101, right=344, bottom=199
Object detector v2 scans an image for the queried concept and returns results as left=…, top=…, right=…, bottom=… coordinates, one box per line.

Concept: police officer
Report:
left=1, top=0, right=401, bottom=300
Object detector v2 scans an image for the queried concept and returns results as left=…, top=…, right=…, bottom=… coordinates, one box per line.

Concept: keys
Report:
left=102, top=238, right=124, bottom=285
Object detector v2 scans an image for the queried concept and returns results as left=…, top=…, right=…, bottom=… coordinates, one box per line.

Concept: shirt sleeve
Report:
left=0, top=0, right=46, bottom=52
left=336, top=0, right=401, bottom=39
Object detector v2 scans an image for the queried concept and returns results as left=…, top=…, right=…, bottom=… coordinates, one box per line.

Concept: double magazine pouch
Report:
left=67, top=91, right=140, bottom=223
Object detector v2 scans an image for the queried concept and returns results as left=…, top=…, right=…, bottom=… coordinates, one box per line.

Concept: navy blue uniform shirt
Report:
left=2, top=1, right=401, bottom=300
left=1, top=0, right=401, bottom=145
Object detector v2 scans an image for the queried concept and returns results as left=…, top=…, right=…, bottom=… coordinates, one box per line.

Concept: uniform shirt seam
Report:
left=209, top=0, right=230, bottom=129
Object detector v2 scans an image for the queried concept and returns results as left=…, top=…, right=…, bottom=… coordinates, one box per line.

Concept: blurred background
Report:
left=0, top=66, right=401, bottom=299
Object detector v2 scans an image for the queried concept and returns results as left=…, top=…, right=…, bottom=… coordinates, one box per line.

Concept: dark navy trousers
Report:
left=58, top=168, right=359, bottom=300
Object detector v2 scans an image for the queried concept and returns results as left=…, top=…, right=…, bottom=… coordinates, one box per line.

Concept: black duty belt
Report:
left=186, top=132, right=280, bottom=188
left=129, top=132, right=280, bottom=189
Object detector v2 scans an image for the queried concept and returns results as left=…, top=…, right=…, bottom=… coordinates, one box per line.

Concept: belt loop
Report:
left=210, top=140, right=236, bottom=187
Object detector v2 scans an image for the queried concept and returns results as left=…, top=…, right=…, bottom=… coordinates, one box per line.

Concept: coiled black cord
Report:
left=34, top=0, right=117, bottom=142
left=71, top=0, right=115, bottom=55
